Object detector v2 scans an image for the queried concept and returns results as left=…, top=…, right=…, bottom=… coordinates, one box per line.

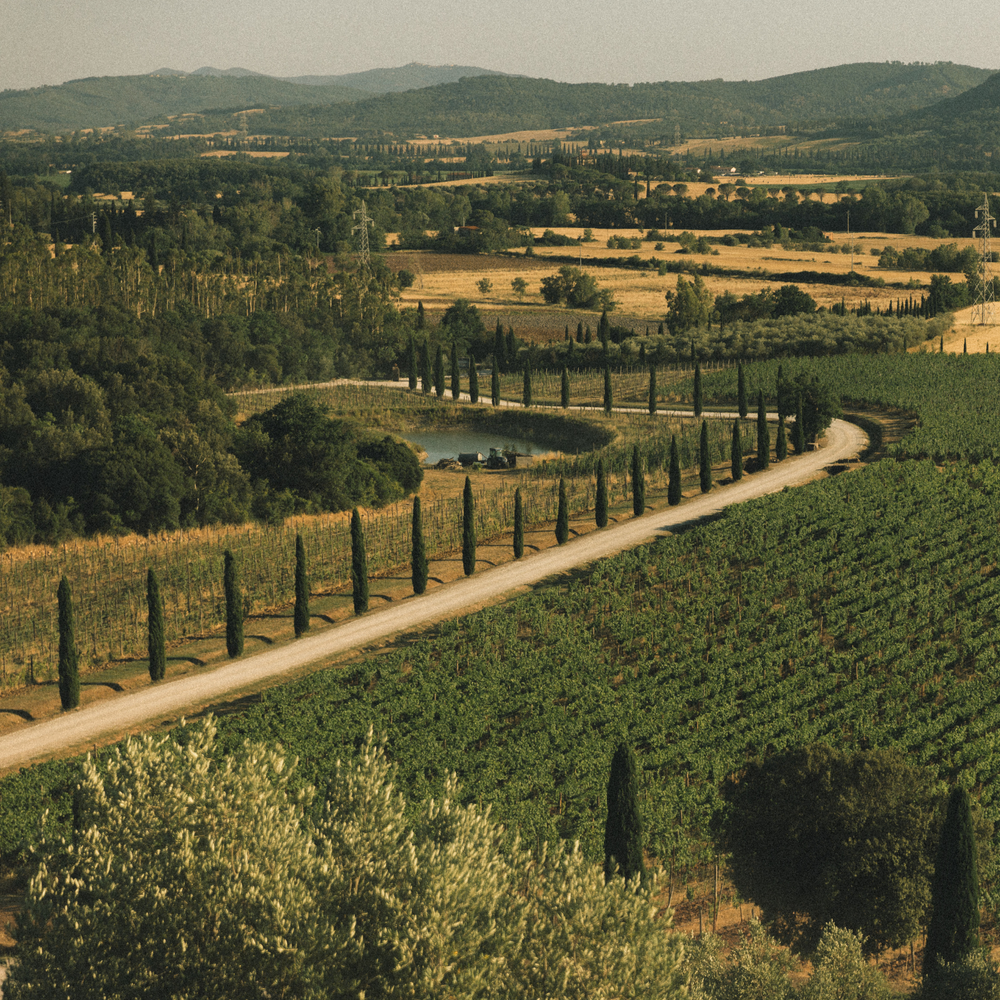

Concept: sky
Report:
left=4, top=0, right=1000, bottom=92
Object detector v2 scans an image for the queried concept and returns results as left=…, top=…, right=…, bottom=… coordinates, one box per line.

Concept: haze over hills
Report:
left=0, top=60, right=996, bottom=143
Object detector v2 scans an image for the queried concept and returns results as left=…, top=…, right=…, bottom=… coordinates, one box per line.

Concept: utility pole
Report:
left=973, top=192, right=995, bottom=326
left=352, top=200, right=374, bottom=270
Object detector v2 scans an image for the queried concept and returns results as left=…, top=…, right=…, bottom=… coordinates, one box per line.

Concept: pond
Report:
left=406, top=429, right=552, bottom=464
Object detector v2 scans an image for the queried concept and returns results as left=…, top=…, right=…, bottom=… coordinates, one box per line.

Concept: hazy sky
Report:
left=4, top=0, right=999, bottom=92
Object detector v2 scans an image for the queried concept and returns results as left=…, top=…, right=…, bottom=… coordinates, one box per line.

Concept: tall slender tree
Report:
left=561, top=367, right=570, bottom=409
left=693, top=363, right=703, bottom=417
left=407, top=335, right=418, bottom=390
left=556, top=478, right=569, bottom=544
left=756, top=390, right=770, bottom=471
left=792, top=393, right=806, bottom=455
left=416, top=300, right=426, bottom=329
left=603, top=365, right=613, bottom=415
left=350, top=509, right=369, bottom=615
left=699, top=420, right=712, bottom=493
left=595, top=458, right=609, bottom=528
left=668, top=436, right=682, bottom=506
left=57, top=576, right=80, bottom=710
left=491, top=367, right=500, bottom=407
left=731, top=419, right=744, bottom=481
left=776, top=414, right=788, bottom=461
left=522, top=361, right=533, bottom=407
left=924, top=786, right=980, bottom=977
left=434, top=345, right=445, bottom=399
left=293, top=534, right=310, bottom=636
left=147, top=569, right=166, bottom=682
left=468, top=363, right=479, bottom=404
left=513, top=487, right=525, bottom=558
left=224, top=550, right=243, bottom=657
left=462, top=476, right=476, bottom=575
left=604, top=742, right=646, bottom=884
left=737, top=362, right=748, bottom=419
left=493, top=320, right=506, bottom=373
left=450, top=341, right=460, bottom=400
left=411, top=497, right=428, bottom=595
left=631, top=445, right=645, bottom=516
left=420, top=340, right=432, bottom=394
left=648, top=366, right=657, bottom=416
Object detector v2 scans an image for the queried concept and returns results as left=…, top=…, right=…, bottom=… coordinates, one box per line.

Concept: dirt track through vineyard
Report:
left=0, top=410, right=867, bottom=772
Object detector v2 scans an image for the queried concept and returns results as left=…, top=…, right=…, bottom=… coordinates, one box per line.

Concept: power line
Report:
left=973, top=193, right=995, bottom=327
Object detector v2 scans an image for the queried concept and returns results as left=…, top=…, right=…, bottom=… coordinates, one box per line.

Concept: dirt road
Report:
left=0, top=417, right=866, bottom=772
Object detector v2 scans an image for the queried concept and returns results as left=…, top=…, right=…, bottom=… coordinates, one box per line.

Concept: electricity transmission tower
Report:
left=973, top=192, right=996, bottom=326
left=352, top=200, right=374, bottom=270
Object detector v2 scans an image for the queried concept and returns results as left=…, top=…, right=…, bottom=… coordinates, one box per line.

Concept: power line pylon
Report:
left=973, top=192, right=996, bottom=326
left=352, top=200, right=374, bottom=270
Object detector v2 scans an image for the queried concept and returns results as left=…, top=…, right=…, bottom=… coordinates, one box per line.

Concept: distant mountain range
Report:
left=0, top=60, right=996, bottom=146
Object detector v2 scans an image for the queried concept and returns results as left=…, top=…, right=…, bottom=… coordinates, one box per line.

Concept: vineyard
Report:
left=0, top=379, right=756, bottom=690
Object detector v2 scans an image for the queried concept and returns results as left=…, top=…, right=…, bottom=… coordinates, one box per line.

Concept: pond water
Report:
left=406, top=429, right=550, bottom=464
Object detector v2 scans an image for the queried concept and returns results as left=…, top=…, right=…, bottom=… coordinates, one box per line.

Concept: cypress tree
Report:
left=576, top=321, right=583, bottom=343
left=450, top=341, right=460, bottom=399
left=350, top=509, right=369, bottom=614
left=416, top=300, right=425, bottom=329
left=631, top=445, right=645, bottom=516
left=731, top=419, right=743, bottom=481
left=561, top=367, right=570, bottom=409
left=598, top=307, right=610, bottom=345
left=693, top=363, right=703, bottom=417
left=224, top=549, right=243, bottom=657
left=940, top=335, right=944, bottom=353
left=411, top=497, right=428, bottom=594
left=604, top=742, right=646, bottom=884
left=293, top=534, right=310, bottom=636
left=494, top=320, right=506, bottom=373
left=964, top=338, right=968, bottom=354
left=506, top=327, right=516, bottom=369
left=668, top=436, right=682, bottom=506
left=639, top=342, right=646, bottom=366
left=491, top=367, right=500, bottom=406
left=57, top=576, right=80, bottom=710
left=737, top=362, right=748, bottom=418
left=469, top=363, right=479, bottom=404
left=595, top=458, right=609, bottom=528
left=924, top=786, right=980, bottom=977
left=776, top=414, right=788, bottom=461
left=407, top=335, right=418, bottom=390
left=513, top=487, right=525, bottom=558
left=792, top=393, right=806, bottom=454
left=699, top=420, right=712, bottom=493
left=434, top=345, right=445, bottom=398
left=648, top=366, right=657, bottom=415
left=556, top=478, right=569, bottom=544
left=420, top=340, right=432, bottom=394
left=603, top=365, right=613, bottom=415
left=522, top=362, right=532, bottom=407
left=147, top=568, right=166, bottom=681
left=756, top=390, right=770, bottom=471
left=462, top=476, right=476, bottom=576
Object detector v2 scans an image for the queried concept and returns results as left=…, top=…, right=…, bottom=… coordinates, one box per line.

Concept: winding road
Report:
left=0, top=412, right=867, bottom=772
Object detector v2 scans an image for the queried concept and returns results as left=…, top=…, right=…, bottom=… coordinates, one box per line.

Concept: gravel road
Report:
left=0, top=415, right=867, bottom=772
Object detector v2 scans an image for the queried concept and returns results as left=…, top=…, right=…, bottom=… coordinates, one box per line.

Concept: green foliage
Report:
left=648, top=366, right=657, bottom=416
left=694, top=363, right=703, bottom=416
left=792, top=394, right=807, bottom=455
left=720, top=744, right=945, bottom=954
left=434, top=345, right=445, bottom=399
left=756, top=392, right=770, bottom=471
left=462, top=476, right=476, bottom=576
left=469, top=363, right=479, bottom=404
left=56, top=576, right=79, bottom=710
left=925, top=786, right=981, bottom=976
left=631, top=446, right=645, bottom=516
left=699, top=421, right=712, bottom=494
left=668, top=436, right=681, bottom=505
left=556, top=478, right=569, bottom=545
left=737, top=362, right=748, bottom=419
left=689, top=921, right=793, bottom=1000
left=513, top=487, right=524, bottom=558
left=797, top=923, right=891, bottom=1000
left=603, top=742, right=646, bottom=884
left=916, top=949, right=1000, bottom=1000
left=603, top=365, right=613, bottom=415
left=224, top=549, right=243, bottom=657
left=595, top=459, right=608, bottom=528
left=411, top=497, right=428, bottom=595
left=777, top=373, right=840, bottom=445
left=561, top=366, right=570, bottom=409
left=539, top=265, right=603, bottom=309
left=450, top=341, right=460, bottom=400
left=730, top=420, right=743, bottom=481
left=146, top=569, right=166, bottom=680
left=523, top=363, right=533, bottom=407
left=350, top=509, right=368, bottom=615
left=293, top=534, right=310, bottom=637
left=491, top=367, right=500, bottom=407
left=776, top=415, right=788, bottom=461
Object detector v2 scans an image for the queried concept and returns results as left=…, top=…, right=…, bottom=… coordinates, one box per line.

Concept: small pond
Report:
left=406, top=430, right=551, bottom=465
